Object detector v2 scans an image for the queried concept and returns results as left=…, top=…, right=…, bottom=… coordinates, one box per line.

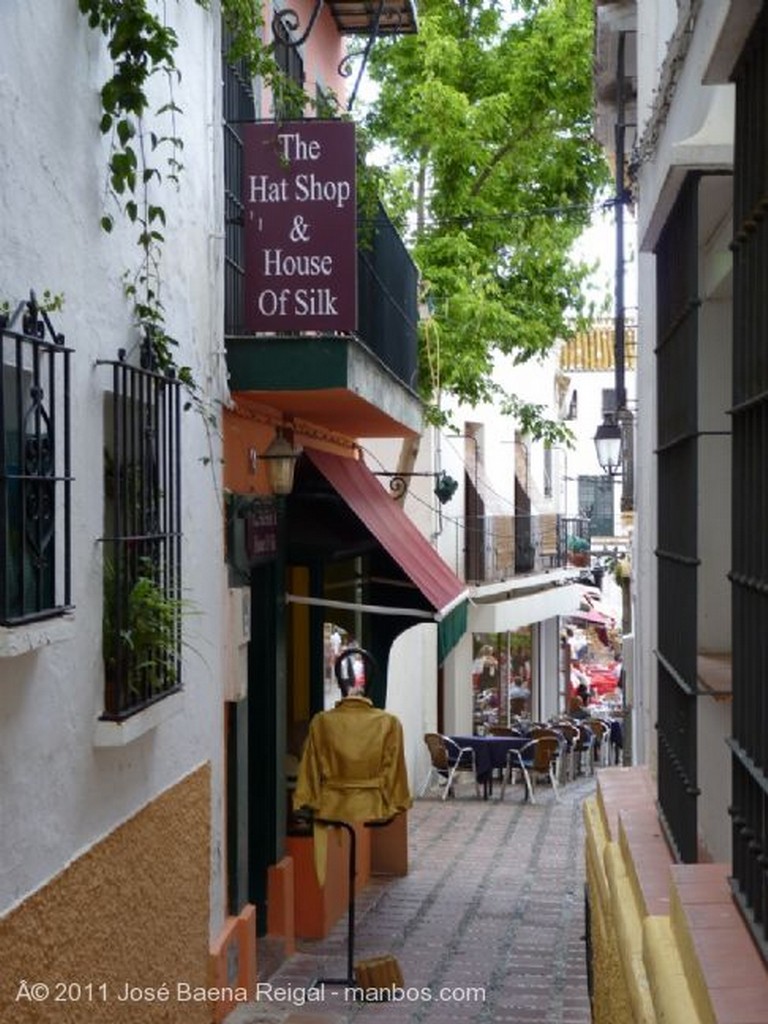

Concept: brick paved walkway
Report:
left=227, top=775, right=596, bottom=1024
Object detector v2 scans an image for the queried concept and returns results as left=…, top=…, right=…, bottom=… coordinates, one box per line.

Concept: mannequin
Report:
left=293, top=649, right=412, bottom=824
left=293, top=649, right=411, bottom=987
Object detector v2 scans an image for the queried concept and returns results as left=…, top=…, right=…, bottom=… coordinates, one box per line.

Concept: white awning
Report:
left=469, top=582, right=585, bottom=634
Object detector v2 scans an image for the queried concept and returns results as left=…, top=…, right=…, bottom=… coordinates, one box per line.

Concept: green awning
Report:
left=438, top=599, right=468, bottom=664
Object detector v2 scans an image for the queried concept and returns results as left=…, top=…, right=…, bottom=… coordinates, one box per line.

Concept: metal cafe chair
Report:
left=586, top=718, right=612, bottom=767
left=568, top=718, right=603, bottom=771
left=499, top=735, right=562, bottom=804
left=419, top=733, right=480, bottom=800
left=553, top=720, right=581, bottom=783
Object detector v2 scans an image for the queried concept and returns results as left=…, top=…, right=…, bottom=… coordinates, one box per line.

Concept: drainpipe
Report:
left=614, top=30, right=627, bottom=419
left=615, top=30, right=635, bottom=516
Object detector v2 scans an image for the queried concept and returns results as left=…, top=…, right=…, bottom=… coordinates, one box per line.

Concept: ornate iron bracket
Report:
left=338, top=0, right=397, bottom=111
left=373, top=470, right=458, bottom=504
left=271, top=0, right=404, bottom=104
left=273, top=0, right=324, bottom=49
left=0, top=289, right=65, bottom=346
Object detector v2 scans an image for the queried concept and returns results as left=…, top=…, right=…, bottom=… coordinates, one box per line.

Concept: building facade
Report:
left=586, top=3, right=768, bottom=1021
left=366, top=337, right=619, bottom=755
left=0, top=4, right=228, bottom=1022
left=1, top=0, right=434, bottom=1018
left=217, top=0, right=461, bottom=991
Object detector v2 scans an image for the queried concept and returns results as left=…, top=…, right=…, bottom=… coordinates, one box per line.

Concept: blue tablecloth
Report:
left=450, top=735, right=528, bottom=782
left=610, top=719, right=623, bottom=748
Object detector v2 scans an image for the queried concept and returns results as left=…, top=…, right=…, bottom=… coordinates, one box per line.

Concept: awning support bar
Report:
left=286, top=593, right=435, bottom=620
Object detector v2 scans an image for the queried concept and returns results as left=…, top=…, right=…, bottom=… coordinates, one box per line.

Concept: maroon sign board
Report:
left=242, top=121, right=357, bottom=333
left=245, top=499, right=277, bottom=563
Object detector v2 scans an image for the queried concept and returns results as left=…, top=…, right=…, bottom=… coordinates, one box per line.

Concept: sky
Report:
left=571, top=200, right=639, bottom=318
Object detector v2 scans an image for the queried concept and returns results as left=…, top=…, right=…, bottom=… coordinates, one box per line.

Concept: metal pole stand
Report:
left=312, top=819, right=357, bottom=988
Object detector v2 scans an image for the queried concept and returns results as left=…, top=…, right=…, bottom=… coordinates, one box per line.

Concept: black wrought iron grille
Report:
left=100, top=354, right=182, bottom=720
left=0, top=296, right=72, bottom=625
left=223, top=28, right=256, bottom=335
left=357, top=201, right=419, bottom=390
left=655, top=173, right=701, bottom=863
left=272, top=30, right=305, bottom=121
left=557, top=516, right=591, bottom=568
left=481, top=512, right=570, bottom=578
left=577, top=475, right=614, bottom=537
left=730, top=8, right=768, bottom=962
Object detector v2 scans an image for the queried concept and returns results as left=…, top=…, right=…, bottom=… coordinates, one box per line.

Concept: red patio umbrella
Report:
left=569, top=608, right=615, bottom=625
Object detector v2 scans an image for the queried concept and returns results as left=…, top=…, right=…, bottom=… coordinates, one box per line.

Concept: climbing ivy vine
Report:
left=77, top=0, right=292, bottom=381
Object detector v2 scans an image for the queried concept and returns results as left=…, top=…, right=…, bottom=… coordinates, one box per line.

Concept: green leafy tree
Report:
left=365, top=0, right=610, bottom=440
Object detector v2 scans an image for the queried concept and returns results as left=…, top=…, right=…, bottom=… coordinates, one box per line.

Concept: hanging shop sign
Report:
left=245, top=498, right=277, bottom=563
left=242, top=120, right=357, bottom=333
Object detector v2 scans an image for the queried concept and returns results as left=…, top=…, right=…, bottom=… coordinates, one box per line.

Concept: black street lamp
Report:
left=262, top=427, right=302, bottom=496
left=594, top=413, right=623, bottom=477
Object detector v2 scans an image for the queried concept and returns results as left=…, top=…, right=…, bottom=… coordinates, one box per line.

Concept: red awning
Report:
left=306, top=449, right=467, bottom=619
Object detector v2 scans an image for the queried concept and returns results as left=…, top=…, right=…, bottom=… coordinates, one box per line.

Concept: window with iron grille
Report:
left=655, top=174, right=700, bottom=865
left=577, top=475, right=613, bottom=537
left=223, top=31, right=256, bottom=335
left=567, top=390, right=578, bottom=420
left=543, top=445, right=553, bottom=498
left=99, top=351, right=182, bottom=720
left=730, top=4, right=768, bottom=962
left=1, top=296, right=72, bottom=625
left=272, top=29, right=305, bottom=120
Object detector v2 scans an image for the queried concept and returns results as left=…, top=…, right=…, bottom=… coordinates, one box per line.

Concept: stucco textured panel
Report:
left=0, top=765, right=211, bottom=1023
left=585, top=781, right=660, bottom=1024
left=606, top=842, right=656, bottom=1023
left=585, top=798, right=636, bottom=1024
left=643, top=917, right=699, bottom=1024
left=585, top=798, right=626, bottom=1024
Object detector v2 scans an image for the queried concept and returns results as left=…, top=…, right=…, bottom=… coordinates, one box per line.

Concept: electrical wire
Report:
left=359, top=439, right=544, bottom=541
left=358, top=196, right=621, bottom=230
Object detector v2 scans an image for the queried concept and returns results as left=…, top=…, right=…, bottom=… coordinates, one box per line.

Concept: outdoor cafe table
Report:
left=450, top=734, right=528, bottom=799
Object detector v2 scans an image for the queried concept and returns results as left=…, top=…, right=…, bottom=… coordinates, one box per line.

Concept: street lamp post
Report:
left=594, top=28, right=633, bottom=494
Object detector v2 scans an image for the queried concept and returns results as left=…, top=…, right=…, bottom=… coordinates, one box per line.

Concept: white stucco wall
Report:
left=365, top=338, right=627, bottom=743
left=697, top=694, right=732, bottom=863
left=442, top=630, right=474, bottom=736
left=538, top=618, right=563, bottom=722
left=385, top=623, right=438, bottom=799
left=0, top=1, right=227, bottom=933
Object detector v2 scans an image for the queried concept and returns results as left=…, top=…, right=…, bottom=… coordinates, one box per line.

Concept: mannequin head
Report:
left=334, top=646, right=371, bottom=697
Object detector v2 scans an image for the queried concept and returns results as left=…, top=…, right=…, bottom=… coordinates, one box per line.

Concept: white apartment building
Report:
left=0, top=6, right=229, bottom=1019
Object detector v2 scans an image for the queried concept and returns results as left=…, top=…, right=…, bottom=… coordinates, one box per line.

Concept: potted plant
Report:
left=568, top=534, right=590, bottom=567
left=103, top=554, right=192, bottom=707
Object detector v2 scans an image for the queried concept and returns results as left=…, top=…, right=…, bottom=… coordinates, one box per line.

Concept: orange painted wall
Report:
left=222, top=407, right=356, bottom=497
left=222, top=409, right=273, bottom=496
left=287, top=824, right=371, bottom=939
left=0, top=767, right=211, bottom=1024
left=208, top=904, right=258, bottom=1023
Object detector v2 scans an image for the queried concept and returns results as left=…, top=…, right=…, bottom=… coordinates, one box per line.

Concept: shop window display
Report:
left=472, top=628, right=532, bottom=734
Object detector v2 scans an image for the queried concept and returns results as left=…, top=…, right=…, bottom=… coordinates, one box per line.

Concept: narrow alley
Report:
left=228, top=778, right=595, bottom=1024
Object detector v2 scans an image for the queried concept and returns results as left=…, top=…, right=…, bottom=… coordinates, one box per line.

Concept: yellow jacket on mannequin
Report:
left=293, top=695, right=412, bottom=823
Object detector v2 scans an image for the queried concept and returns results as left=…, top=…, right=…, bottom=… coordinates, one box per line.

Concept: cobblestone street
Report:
left=227, top=776, right=596, bottom=1024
